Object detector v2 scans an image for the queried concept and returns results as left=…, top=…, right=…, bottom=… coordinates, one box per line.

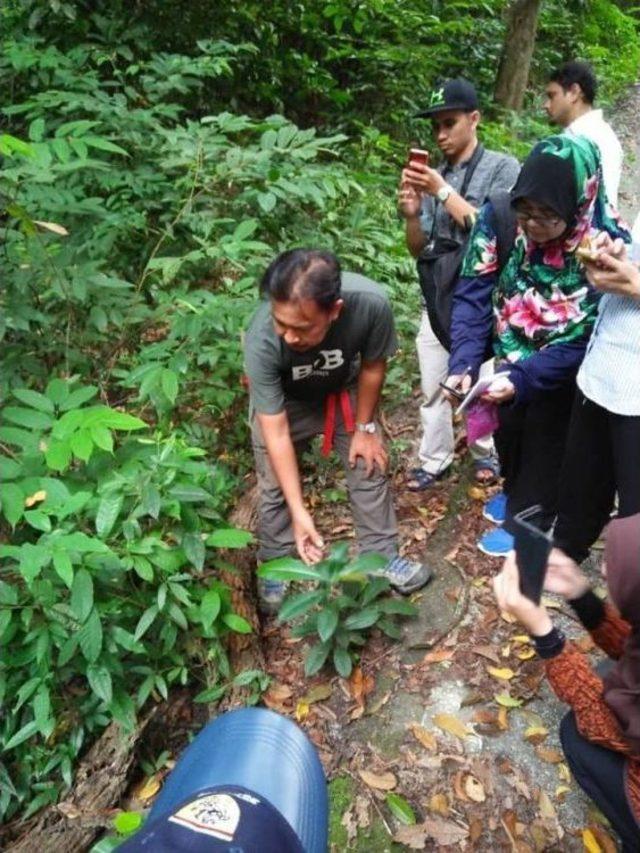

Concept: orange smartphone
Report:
left=408, top=148, right=430, bottom=167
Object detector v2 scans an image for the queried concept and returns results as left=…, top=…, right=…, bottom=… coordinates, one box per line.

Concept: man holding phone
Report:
left=399, top=79, right=520, bottom=493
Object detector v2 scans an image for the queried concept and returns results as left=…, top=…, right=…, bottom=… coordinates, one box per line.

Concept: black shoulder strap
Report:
left=488, top=189, right=517, bottom=273
left=459, top=143, right=485, bottom=199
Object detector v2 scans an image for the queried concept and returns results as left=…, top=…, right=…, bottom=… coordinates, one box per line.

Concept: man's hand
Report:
left=348, top=430, right=388, bottom=477
left=493, top=552, right=553, bottom=637
left=584, top=252, right=640, bottom=300
left=543, top=547, right=591, bottom=599
left=291, top=508, right=325, bottom=565
left=442, top=372, right=472, bottom=405
left=401, top=162, right=447, bottom=197
left=397, top=180, right=422, bottom=219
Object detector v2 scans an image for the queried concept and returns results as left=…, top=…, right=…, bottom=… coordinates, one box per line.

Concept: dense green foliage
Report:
left=1, top=0, right=638, bottom=824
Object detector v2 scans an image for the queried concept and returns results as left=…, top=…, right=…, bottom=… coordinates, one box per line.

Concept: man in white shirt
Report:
left=544, top=60, right=623, bottom=207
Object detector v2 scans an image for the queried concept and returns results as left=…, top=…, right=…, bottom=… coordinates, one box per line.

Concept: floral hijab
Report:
left=461, top=134, right=630, bottom=363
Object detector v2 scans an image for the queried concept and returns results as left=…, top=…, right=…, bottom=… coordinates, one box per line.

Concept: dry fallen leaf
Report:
left=512, top=634, right=532, bottom=645
left=263, top=682, right=293, bottom=712
left=515, top=647, right=536, bottom=661
left=341, top=806, right=358, bottom=844
left=358, top=769, right=397, bottom=791
left=302, top=682, right=333, bottom=705
left=471, top=644, right=501, bottom=665
left=393, top=823, right=428, bottom=849
left=423, top=817, right=469, bottom=846
left=464, top=774, right=486, bottom=803
left=422, top=649, right=454, bottom=665
left=535, top=746, right=563, bottom=764
left=25, top=489, right=47, bottom=508
left=487, top=666, right=515, bottom=681
left=557, top=762, right=571, bottom=783
left=524, top=725, right=549, bottom=745
left=354, top=795, right=370, bottom=830
left=497, top=706, right=509, bottom=731
left=132, top=774, right=161, bottom=802
left=295, top=700, right=310, bottom=722
left=538, top=789, right=556, bottom=820
left=432, top=713, right=470, bottom=740
left=555, top=785, right=570, bottom=802
left=583, top=824, right=617, bottom=853
left=583, top=827, right=603, bottom=853
left=408, top=723, right=438, bottom=752
left=427, top=793, right=450, bottom=816
left=495, top=692, right=523, bottom=708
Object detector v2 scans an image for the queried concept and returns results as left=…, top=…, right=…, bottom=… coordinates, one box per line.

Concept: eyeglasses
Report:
left=514, top=209, right=562, bottom=227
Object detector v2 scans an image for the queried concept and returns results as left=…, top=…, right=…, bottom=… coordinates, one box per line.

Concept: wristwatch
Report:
left=356, top=421, right=376, bottom=434
left=436, top=184, right=453, bottom=203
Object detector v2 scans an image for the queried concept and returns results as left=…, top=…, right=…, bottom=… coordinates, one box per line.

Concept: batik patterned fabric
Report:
left=460, top=134, right=630, bottom=363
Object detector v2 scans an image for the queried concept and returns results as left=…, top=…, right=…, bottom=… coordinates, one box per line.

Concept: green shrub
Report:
left=258, top=543, right=417, bottom=678
left=0, top=379, right=253, bottom=820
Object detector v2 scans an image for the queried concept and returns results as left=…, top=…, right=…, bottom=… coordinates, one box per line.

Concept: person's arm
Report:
left=494, top=554, right=634, bottom=756
left=446, top=202, right=500, bottom=389
left=402, top=164, right=476, bottom=229
left=544, top=550, right=632, bottom=660
left=349, top=359, right=388, bottom=476
left=584, top=253, right=640, bottom=299
left=256, top=411, right=324, bottom=565
left=503, top=340, right=588, bottom=403
left=545, top=644, right=635, bottom=755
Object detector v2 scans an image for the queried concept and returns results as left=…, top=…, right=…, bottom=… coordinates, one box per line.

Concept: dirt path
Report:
left=259, top=395, right=613, bottom=851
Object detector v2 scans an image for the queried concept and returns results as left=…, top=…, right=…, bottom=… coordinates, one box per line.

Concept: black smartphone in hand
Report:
left=513, top=506, right=552, bottom=605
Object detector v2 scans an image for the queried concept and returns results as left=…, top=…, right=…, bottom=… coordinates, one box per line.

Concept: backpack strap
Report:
left=459, top=143, right=485, bottom=199
left=487, top=189, right=517, bottom=274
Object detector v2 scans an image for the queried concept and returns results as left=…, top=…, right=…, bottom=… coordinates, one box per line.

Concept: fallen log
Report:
left=6, top=719, right=147, bottom=853
left=216, top=483, right=266, bottom=710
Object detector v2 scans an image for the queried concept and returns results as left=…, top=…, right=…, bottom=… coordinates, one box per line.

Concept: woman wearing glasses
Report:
left=443, top=135, right=630, bottom=554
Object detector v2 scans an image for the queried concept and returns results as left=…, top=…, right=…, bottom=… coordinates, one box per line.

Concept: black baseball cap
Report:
left=416, top=78, right=480, bottom=117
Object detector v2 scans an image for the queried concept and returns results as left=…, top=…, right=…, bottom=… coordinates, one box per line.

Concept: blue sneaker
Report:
left=383, top=556, right=433, bottom=594
left=483, top=492, right=507, bottom=525
left=257, top=578, right=289, bottom=615
left=477, top=527, right=514, bottom=557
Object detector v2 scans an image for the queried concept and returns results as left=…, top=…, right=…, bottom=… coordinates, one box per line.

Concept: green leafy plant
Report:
left=258, top=543, right=417, bottom=678
left=0, top=379, right=253, bottom=821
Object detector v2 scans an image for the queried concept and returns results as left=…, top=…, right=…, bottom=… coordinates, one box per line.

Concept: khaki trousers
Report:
left=251, top=394, right=398, bottom=563
left=415, top=309, right=495, bottom=474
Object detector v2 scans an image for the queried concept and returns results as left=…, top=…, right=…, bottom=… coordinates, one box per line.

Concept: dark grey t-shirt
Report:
left=419, top=147, right=520, bottom=244
left=244, top=273, right=398, bottom=415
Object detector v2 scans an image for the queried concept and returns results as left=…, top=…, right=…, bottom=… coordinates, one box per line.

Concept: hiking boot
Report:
left=257, top=578, right=289, bottom=616
left=382, top=556, right=434, bottom=594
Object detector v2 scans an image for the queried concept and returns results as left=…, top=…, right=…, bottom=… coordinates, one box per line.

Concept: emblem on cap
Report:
left=428, top=87, right=445, bottom=107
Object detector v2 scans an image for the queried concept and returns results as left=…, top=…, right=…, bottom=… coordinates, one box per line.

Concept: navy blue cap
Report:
left=118, top=785, right=304, bottom=852
left=417, top=79, right=480, bottom=117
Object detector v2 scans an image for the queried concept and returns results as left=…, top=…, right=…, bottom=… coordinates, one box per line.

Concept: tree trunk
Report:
left=494, top=0, right=543, bottom=111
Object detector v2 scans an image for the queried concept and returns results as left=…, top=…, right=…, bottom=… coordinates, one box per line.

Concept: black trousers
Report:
left=494, top=384, right=576, bottom=534
left=560, top=711, right=640, bottom=851
left=553, top=391, right=640, bottom=562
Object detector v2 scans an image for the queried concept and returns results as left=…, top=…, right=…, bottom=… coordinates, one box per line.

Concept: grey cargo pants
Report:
left=251, top=394, right=398, bottom=563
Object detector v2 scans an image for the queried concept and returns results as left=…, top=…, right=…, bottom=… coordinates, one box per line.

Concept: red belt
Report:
left=322, top=390, right=355, bottom=456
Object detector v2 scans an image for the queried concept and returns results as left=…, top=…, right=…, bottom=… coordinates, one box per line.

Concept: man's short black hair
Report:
left=549, top=60, right=597, bottom=105
left=259, top=249, right=341, bottom=310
